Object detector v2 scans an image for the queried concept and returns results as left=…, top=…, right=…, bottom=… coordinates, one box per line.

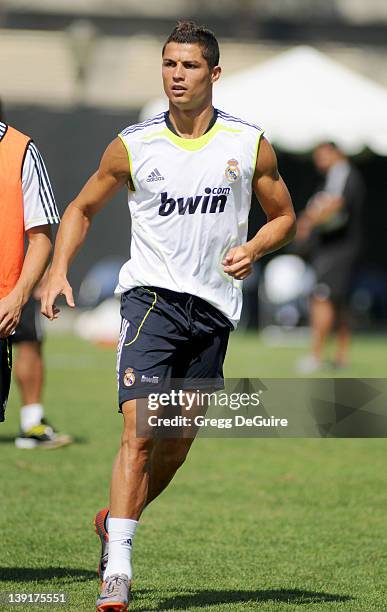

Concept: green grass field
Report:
left=1, top=332, right=387, bottom=611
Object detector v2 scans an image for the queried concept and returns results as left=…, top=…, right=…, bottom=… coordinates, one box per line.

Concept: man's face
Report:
left=313, top=145, right=339, bottom=174
left=162, top=42, right=221, bottom=110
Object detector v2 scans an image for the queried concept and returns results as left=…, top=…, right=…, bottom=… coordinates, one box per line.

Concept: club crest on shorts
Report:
left=225, top=158, right=240, bottom=182
left=123, top=367, right=136, bottom=387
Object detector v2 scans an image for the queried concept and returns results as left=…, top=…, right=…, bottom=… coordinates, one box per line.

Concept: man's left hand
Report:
left=222, top=244, right=255, bottom=280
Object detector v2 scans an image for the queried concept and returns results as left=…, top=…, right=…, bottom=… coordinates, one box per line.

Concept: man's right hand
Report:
left=0, top=290, right=24, bottom=338
left=41, top=272, right=75, bottom=320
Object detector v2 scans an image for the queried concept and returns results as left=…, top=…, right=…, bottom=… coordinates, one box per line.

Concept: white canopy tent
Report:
left=141, top=46, right=387, bottom=155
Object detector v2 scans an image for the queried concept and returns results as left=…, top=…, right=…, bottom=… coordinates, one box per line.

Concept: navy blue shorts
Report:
left=117, top=286, right=231, bottom=408
left=12, top=297, right=44, bottom=344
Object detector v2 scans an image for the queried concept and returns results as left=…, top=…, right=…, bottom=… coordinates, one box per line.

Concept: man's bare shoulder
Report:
left=99, top=137, right=130, bottom=181
left=255, top=136, right=279, bottom=180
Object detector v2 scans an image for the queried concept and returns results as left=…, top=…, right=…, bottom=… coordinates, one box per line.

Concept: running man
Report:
left=0, top=120, right=59, bottom=422
left=42, top=21, right=296, bottom=611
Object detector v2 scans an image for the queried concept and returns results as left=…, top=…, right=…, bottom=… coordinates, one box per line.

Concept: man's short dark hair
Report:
left=162, top=21, right=220, bottom=69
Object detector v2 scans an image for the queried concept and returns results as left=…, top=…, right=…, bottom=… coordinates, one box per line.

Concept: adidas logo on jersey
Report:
left=159, top=187, right=231, bottom=216
left=146, top=168, right=164, bottom=182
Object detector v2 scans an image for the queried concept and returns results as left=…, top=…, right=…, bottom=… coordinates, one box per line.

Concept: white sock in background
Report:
left=104, top=518, right=138, bottom=581
left=20, top=403, right=44, bottom=432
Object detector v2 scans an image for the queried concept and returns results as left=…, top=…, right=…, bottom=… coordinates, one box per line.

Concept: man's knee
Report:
left=120, top=399, right=155, bottom=467
left=120, top=432, right=154, bottom=470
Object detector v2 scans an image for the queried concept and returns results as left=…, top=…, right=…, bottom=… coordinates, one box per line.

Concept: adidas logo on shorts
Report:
left=146, top=168, right=164, bottom=182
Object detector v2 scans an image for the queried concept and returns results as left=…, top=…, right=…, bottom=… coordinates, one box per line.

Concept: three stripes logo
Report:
left=146, top=168, right=164, bottom=182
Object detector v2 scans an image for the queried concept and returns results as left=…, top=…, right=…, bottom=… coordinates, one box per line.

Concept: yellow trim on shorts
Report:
left=124, top=289, right=157, bottom=347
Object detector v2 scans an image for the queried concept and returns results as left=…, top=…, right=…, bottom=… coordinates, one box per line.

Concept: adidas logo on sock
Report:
left=121, top=538, right=132, bottom=547
left=146, top=168, right=164, bottom=182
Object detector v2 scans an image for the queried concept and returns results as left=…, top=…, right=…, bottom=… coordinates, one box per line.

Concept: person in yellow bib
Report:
left=0, top=119, right=69, bottom=453
left=41, top=21, right=296, bottom=611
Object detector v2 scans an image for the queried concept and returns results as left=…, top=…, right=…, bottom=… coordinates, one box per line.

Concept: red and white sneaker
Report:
left=96, top=573, right=131, bottom=611
left=94, top=507, right=109, bottom=581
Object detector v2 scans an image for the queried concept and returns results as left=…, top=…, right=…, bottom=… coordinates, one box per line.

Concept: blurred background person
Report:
left=296, top=142, right=365, bottom=372
left=0, top=101, right=72, bottom=448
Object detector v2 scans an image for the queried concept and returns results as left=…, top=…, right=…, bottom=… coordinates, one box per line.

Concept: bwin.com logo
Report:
left=159, top=187, right=231, bottom=216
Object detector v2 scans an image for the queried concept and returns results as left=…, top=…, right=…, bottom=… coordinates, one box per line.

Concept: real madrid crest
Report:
left=225, top=158, right=240, bottom=183
left=123, top=367, right=136, bottom=387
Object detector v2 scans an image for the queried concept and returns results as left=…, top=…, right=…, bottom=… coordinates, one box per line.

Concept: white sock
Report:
left=104, top=518, right=138, bottom=581
left=20, top=404, right=44, bottom=432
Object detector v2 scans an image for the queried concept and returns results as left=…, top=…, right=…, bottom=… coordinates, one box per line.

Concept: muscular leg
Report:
left=109, top=399, right=155, bottom=520
left=310, top=296, right=336, bottom=361
left=145, top=392, right=206, bottom=508
left=101, top=393, right=208, bottom=584
left=14, top=341, right=43, bottom=405
left=109, top=393, right=204, bottom=515
left=102, top=399, right=155, bottom=580
left=145, top=437, right=195, bottom=507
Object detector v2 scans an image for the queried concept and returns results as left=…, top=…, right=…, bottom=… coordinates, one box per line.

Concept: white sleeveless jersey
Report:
left=115, top=109, right=264, bottom=328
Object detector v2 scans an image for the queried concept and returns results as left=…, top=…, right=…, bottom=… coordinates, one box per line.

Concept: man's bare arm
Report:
left=223, top=137, right=296, bottom=280
left=41, top=137, right=130, bottom=320
left=0, top=226, right=52, bottom=337
left=296, top=192, right=344, bottom=242
left=305, top=193, right=344, bottom=225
